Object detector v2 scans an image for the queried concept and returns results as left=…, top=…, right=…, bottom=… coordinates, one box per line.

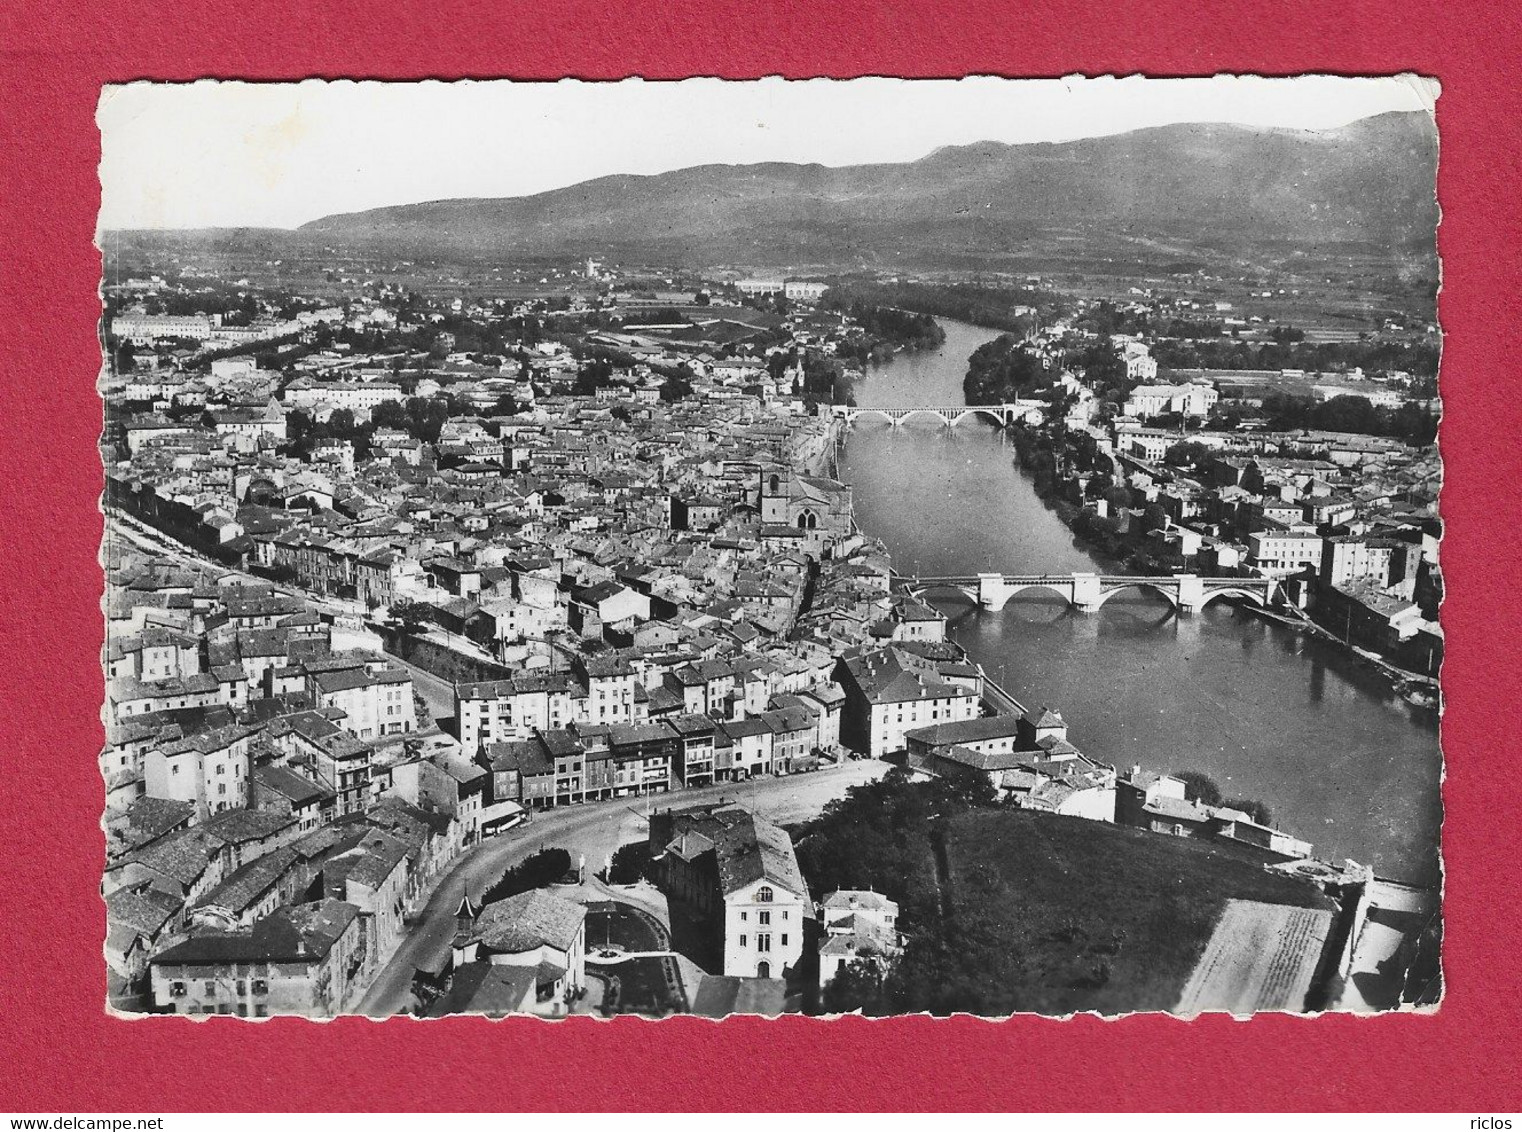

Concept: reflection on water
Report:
left=840, top=319, right=1441, bottom=885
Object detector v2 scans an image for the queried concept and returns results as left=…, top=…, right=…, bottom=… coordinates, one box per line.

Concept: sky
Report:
left=97, top=75, right=1438, bottom=231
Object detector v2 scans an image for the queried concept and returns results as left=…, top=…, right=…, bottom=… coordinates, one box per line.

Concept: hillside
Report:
left=298, top=112, right=1438, bottom=267
left=794, top=774, right=1337, bottom=1017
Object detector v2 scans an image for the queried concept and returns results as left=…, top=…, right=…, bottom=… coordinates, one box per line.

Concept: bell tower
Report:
left=760, top=467, right=788, bottom=524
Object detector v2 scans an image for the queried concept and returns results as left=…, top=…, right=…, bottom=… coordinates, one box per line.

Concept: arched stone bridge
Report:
left=829, top=403, right=1034, bottom=428
left=900, top=571, right=1281, bottom=614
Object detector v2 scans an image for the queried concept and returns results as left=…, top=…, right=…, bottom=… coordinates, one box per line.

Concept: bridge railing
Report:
left=898, top=573, right=1275, bottom=587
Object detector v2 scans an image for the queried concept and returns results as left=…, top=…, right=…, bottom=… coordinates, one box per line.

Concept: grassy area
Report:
left=585, top=903, right=668, bottom=957
left=593, top=956, right=687, bottom=1016
left=585, top=901, right=687, bottom=1017
left=937, top=810, right=1335, bottom=1015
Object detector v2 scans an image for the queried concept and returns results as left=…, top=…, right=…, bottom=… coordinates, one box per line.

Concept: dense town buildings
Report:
left=97, top=256, right=1436, bottom=1018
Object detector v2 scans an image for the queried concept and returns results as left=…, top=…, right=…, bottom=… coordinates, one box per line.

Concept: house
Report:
left=141, top=722, right=259, bottom=819
left=310, top=664, right=416, bottom=739
left=837, top=646, right=980, bottom=760
left=1247, top=530, right=1324, bottom=574
left=650, top=803, right=808, bottom=981
left=323, top=829, right=413, bottom=971
left=796, top=683, right=845, bottom=753
left=105, top=884, right=185, bottom=1003
left=903, top=713, right=1026, bottom=768
left=266, top=710, right=374, bottom=817
left=608, top=722, right=676, bottom=795
left=148, top=898, right=365, bottom=1017
left=455, top=672, right=580, bottom=753
left=188, top=845, right=304, bottom=931
left=482, top=737, right=558, bottom=809
left=818, top=890, right=902, bottom=994
left=1116, top=768, right=1212, bottom=837
left=571, top=582, right=650, bottom=634
left=449, top=889, right=587, bottom=1016
left=1123, top=382, right=1218, bottom=419
left=388, top=753, right=490, bottom=847
left=578, top=655, right=638, bottom=725
left=250, top=764, right=335, bottom=832
left=423, top=960, right=538, bottom=1018
left=668, top=712, right=718, bottom=786
left=720, top=716, right=774, bottom=779
left=872, top=594, right=947, bottom=642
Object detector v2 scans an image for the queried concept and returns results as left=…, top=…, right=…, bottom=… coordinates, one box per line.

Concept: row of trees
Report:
left=1152, top=335, right=1439, bottom=379
left=481, top=848, right=576, bottom=905
left=962, top=334, right=1047, bottom=404
left=1255, top=392, right=1439, bottom=445
left=829, top=303, right=945, bottom=366
left=824, top=280, right=1051, bottom=335
left=1174, top=772, right=1273, bottom=828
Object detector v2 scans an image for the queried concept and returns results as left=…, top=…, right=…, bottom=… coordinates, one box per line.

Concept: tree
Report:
left=1389, top=401, right=1439, bottom=445
left=963, top=334, right=1045, bottom=404
left=822, top=958, right=889, bottom=1015
left=660, top=373, right=693, bottom=402
left=574, top=357, right=614, bottom=396
left=1164, top=441, right=1210, bottom=468
left=1103, top=484, right=1135, bottom=512
left=482, top=848, right=575, bottom=905
left=1312, top=394, right=1382, bottom=436
left=601, top=842, right=655, bottom=885
left=1066, top=341, right=1127, bottom=391
left=1174, top=771, right=1222, bottom=808
left=1222, top=797, right=1274, bottom=826
left=389, top=599, right=433, bottom=634
left=1141, top=503, right=1169, bottom=534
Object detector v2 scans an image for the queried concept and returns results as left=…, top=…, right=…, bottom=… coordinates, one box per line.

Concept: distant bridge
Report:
left=899, top=571, right=1281, bottom=614
left=829, top=402, right=1040, bottom=428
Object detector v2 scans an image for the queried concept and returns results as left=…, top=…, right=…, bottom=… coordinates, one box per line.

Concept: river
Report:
left=838, top=318, right=1442, bottom=886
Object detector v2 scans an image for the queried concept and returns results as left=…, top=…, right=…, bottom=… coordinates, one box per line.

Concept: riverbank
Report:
left=1005, top=422, right=1442, bottom=710
left=1242, top=602, right=1441, bottom=709
left=840, top=315, right=1440, bottom=885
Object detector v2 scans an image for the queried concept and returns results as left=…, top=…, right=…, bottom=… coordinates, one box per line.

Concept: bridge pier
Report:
left=1071, top=572, right=1103, bottom=613
left=1175, top=574, right=1205, bottom=614
left=977, top=572, right=1015, bottom=612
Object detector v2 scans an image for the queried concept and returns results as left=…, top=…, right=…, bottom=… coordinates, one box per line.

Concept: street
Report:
left=353, top=758, right=890, bottom=1016
left=111, top=511, right=459, bottom=725
left=107, top=512, right=366, bottom=620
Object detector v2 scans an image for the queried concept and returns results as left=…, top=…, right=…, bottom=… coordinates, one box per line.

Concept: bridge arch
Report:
left=1195, top=587, right=1269, bottom=611
left=842, top=407, right=900, bottom=426
left=1090, top=581, right=1181, bottom=610
left=948, top=407, right=1009, bottom=428
left=1000, top=580, right=1079, bottom=605
left=903, top=581, right=979, bottom=603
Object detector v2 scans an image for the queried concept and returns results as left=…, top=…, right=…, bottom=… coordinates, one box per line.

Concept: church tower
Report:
left=760, top=466, right=789, bottom=524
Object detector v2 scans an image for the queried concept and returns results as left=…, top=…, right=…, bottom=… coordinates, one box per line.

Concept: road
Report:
left=107, top=511, right=366, bottom=620
left=353, top=758, right=891, bottom=1016
left=384, top=652, right=457, bottom=726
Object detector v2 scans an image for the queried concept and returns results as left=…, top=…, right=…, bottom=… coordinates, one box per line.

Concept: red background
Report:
left=2, top=0, right=1519, bottom=1111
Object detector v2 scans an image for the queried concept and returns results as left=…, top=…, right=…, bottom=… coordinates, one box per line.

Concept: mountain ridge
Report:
left=292, top=112, right=1438, bottom=265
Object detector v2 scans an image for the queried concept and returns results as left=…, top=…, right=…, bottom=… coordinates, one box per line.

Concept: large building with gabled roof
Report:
left=649, top=802, right=809, bottom=982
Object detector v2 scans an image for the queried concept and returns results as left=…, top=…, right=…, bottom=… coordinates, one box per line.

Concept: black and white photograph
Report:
left=96, top=75, right=1442, bottom=1021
